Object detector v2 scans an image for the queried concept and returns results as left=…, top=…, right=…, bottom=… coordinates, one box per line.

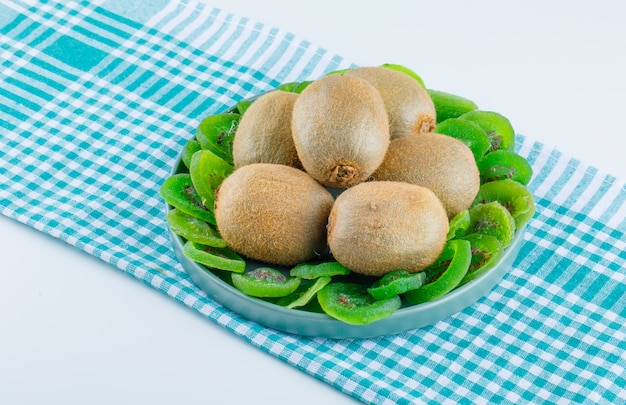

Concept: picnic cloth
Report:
left=1, top=0, right=624, bottom=403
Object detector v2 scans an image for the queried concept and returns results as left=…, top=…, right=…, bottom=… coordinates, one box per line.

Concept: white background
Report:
left=1, top=1, right=625, bottom=404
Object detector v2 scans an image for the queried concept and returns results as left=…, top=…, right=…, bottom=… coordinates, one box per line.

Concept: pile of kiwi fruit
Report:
left=161, top=64, right=536, bottom=326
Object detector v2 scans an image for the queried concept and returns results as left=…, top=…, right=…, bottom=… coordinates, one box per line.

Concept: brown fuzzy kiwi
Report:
left=346, top=66, right=436, bottom=138
left=372, top=132, right=480, bottom=219
left=291, top=74, right=390, bottom=188
left=233, top=90, right=301, bottom=169
left=214, top=163, right=334, bottom=266
left=327, top=181, right=449, bottom=276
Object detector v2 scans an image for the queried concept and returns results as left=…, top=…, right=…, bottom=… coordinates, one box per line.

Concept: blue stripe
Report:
left=14, top=19, right=40, bottom=41
left=94, top=6, right=143, bottom=30
left=0, top=87, right=41, bottom=111
left=156, top=83, right=186, bottom=106
left=124, top=69, right=152, bottom=92
left=141, top=77, right=169, bottom=99
left=17, top=67, right=66, bottom=92
left=0, top=102, right=30, bottom=122
left=30, top=57, right=79, bottom=82
left=28, top=26, right=55, bottom=48
left=171, top=90, right=201, bottom=114
left=0, top=116, right=17, bottom=130
left=84, top=15, right=131, bottom=39
left=72, top=25, right=119, bottom=48
left=6, top=77, right=54, bottom=102
left=0, top=13, right=26, bottom=35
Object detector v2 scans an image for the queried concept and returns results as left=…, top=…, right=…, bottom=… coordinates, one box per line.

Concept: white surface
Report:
left=1, top=1, right=625, bottom=404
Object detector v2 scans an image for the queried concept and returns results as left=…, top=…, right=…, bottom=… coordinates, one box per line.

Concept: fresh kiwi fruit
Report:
left=345, top=66, right=436, bottom=138
left=327, top=181, right=449, bottom=276
left=232, top=90, right=301, bottom=169
left=372, top=132, right=480, bottom=219
left=291, top=74, right=390, bottom=188
left=214, top=163, right=334, bottom=266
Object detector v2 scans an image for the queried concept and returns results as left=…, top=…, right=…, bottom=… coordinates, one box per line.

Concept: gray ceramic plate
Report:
left=165, top=160, right=526, bottom=339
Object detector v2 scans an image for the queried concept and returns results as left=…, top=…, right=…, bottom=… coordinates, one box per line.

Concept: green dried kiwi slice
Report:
left=426, top=89, right=478, bottom=123
left=292, top=80, right=313, bottom=94
left=435, top=118, right=491, bottom=160
left=166, top=209, right=226, bottom=247
left=276, top=276, right=332, bottom=309
left=459, top=233, right=504, bottom=285
left=473, top=179, right=535, bottom=228
left=276, top=81, right=300, bottom=92
left=367, top=270, right=426, bottom=301
left=160, top=174, right=216, bottom=225
left=290, top=261, right=351, bottom=279
left=467, top=201, right=516, bottom=247
left=195, top=113, right=240, bottom=164
left=459, top=110, right=515, bottom=152
left=380, top=63, right=425, bottom=87
left=189, top=149, right=233, bottom=208
left=324, top=68, right=352, bottom=76
left=181, top=139, right=201, bottom=170
left=182, top=241, right=245, bottom=273
left=447, top=209, right=471, bottom=240
left=477, top=150, right=533, bottom=185
left=317, top=283, right=401, bottom=325
left=232, top=267, right=301, bottom=298
left=236, top=99, right=253, bottom=115
left=404, top=239, right=471, bottom=305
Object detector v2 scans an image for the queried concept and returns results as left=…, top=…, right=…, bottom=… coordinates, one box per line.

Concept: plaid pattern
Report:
left=1, top=1, right=624, bottom=404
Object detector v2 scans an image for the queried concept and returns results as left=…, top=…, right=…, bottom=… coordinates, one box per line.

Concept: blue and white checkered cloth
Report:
left=1, top=1, right=624, bottom=403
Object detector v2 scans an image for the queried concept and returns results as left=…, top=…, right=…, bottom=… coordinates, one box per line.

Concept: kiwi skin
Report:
left=233, top=90, right=301, bottom=169
left=291, top=74, right=390, bottom=188
left=372, top=132, right=480, bottom=219
left=327, top=181, right=449, bottom=276
left=214, top=163, right=334, bottom=266
left=346, top=66, right=436, bottom=138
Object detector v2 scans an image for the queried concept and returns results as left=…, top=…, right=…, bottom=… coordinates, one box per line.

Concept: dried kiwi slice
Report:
left=292, top=80, right=313, bottom=94
left=473, top=179, right=535, bottom=228
left=447, top=209, right=471, bottom=240
left=276, top=81, right=300, bottom=92
left=467, top=201, right=516, bottom=247
left=317, top=283, right=401, bottom=325
left=404, top=239, right=471, bottom=305
left=324, top=68, right=351, bottom=76
left=290, top=261, right=351, bottom=279
left=276, top=276, right=332, bottom=309
left=166, top=209, right=226, bottom=247
left=459, top=233, right=504, bottom=285
left=367, top=270, right=426, bottom=301
left=435, top=118, right=490, bottom=160
left=189, top=149, right=233, bottom=209
left=477, top=150, right=533, bottom=185
left=232, top=267, right=301, bottom=298
left=427, top=89, right=478, bottom=123
left=195, top=113, right=240, bottom=164
left=380, top=63, right=425, bottom=87
left=183, top=240, right=245, bottom=273
left=236, top=99, right=253, bottom=115
left=181, top=139, right=201, bottom=170
left=160, top=174, right=216, bottom=225
left=459, top=110, right=515, bottom=152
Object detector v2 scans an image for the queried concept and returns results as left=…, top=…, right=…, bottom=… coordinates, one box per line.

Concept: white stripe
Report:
left=570, top=166, right=604, bottom=213
left=190, top=9, right=229, bottom=48
left=264, top=35, right=303, bottom=79
left=219, top=21, right=258, bottom=62
left=144, top=0, right=179, bottom=29
left=551, top=160, right=586, bottom=206
left=160, top=0, right=197, bottom=36
left=174, top=2, right=212, bottom=42
left=533, top=151, right=566, bottom=199
left=203, top=14, right=242, bottom=56
left=588, top=177, right=620, bottom=221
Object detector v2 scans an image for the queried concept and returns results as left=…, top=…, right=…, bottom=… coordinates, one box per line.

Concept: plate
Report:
left=165, top=158, right=526, bottom=339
